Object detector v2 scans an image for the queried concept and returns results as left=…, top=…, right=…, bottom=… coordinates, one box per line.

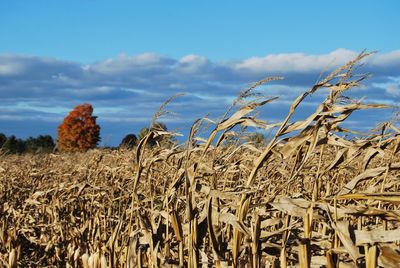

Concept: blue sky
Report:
left=0, top=1, right=399, bottom=146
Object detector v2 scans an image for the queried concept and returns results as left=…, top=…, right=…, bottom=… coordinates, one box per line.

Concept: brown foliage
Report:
left=57, top=103, right=100, bottom=152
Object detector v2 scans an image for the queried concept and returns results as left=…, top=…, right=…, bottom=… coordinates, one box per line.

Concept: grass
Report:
left=1, top=50, right=400, bottom=267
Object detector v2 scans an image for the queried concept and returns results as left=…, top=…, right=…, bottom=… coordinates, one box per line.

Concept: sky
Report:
left=0, top=1, right=399, bottom=146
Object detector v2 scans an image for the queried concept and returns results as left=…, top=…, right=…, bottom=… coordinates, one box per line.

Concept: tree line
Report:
left=1, top=103, right=266, bottom=154
left=0, top=134, right=55, bottom=154
left=1, top=103, right=176, bottom=154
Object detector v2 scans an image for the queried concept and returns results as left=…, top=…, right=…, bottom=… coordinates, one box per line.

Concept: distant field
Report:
left=1, top=51, right=400, bottom=267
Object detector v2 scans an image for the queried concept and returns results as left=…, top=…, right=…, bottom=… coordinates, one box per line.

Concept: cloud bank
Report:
left=0, top=49, right=399, bottom=145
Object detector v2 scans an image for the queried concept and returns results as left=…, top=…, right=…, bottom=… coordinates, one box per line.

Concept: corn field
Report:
left=1, top=51, right=400, bottom=267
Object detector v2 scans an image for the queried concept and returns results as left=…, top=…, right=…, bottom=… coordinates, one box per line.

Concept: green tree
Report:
left=137, top=122, right=176, bottom=148
left=2, top=135, right=25, bottom=154
left=222, top=132, right=239, bottom=147
left=138, top=127, right=150, bottom=141
left=37, top=135, right=55, bottom=151
left=25, top=135, right=55, bottom=153
left=0, top=133, right=6, bottom=148
left=119, top=134, right=138, bottom=149
left=246, top=132, right=266, bottom=147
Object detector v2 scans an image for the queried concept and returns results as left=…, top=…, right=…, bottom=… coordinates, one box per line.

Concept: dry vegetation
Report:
left=1, top=51, right=400, bottom=267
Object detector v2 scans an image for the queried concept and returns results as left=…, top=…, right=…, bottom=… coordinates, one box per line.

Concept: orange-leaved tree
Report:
left=57, top=103, right=100, bottom=152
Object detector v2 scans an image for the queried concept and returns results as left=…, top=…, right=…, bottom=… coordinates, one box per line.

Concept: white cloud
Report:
left=371, top=80, right=400, bottom=98
left=233, top=48, right=358, bottom=73
left=369, top=50, right=400, bottom=66
left=0, top=62, right=24, bottom=75
left=179, top=54, right=208, bottom=64
left=87, top=53, right=173, bottom=74
left=177, top=54, right=209, bottom=73
left=0, top=55, right=31, bottom=75
left=169, top=83, right=186, bottom=89
left=386, top=84, right=400, bottom=97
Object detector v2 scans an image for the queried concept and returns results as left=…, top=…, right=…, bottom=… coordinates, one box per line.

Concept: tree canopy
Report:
left=119, top=134, right=138, bottom=149
left=57, top=103, right=100, bottom=152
